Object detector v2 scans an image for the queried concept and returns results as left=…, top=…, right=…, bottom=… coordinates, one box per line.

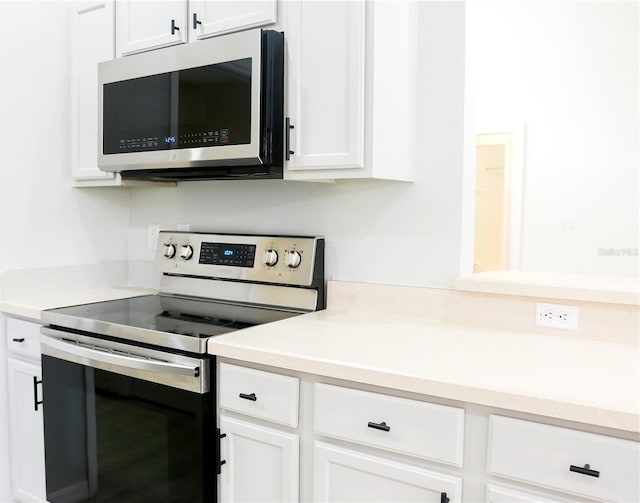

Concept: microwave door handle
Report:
left=40, top=332, right=199, bottom=378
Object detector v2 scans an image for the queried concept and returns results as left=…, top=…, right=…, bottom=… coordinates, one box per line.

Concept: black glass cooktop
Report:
left=42, top=295, right=301, bottom=354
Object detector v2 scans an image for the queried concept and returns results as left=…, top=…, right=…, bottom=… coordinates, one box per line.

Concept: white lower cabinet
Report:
left=7, top=358, right=46, bottom=502
left=486, top=483, right=574, bottom=503
left=313, top=441, right=461, bottom=503
left=5, top=317, right=47, bottom=503
left=487, top=415, right=640, bottom=502
left=219, top=415, right=299, bottom=502
left=218, top=363, right=301, bottom=502
left=216, top=360, right=639, bottom=503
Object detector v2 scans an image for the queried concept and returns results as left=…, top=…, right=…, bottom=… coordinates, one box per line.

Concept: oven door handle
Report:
left=40, top=331, right=200, bottom=378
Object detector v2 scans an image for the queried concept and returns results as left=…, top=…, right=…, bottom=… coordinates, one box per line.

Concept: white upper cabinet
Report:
left=116, top=0, right=277, bottom=56
left=116, top=0, right=188, bottom=57
left=189, top=0, right=277, bottom=40
left=71, top=1, right=121, bottom=186
left=283, top=0, right=365, bottom=175
left=283, top=1, right=415, bottom=181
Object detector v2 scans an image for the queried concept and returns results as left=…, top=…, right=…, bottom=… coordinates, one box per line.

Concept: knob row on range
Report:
left=163, top=243, right=192, bottom=260
left=262, top=249, right=302, bottom=269
left=163, top=244, right=302, bottom=269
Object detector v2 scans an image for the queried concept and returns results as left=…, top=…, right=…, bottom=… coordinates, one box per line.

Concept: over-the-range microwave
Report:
left=98, top=29, right=284, bottom=181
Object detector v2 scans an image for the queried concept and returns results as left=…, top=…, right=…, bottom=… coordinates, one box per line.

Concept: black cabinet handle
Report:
left=239, top=392, right=257, bottom=401
left=216, top=429, right=227, bottom=474
left=12, top=338, right=25, bottom=343
left=33, top=376, right=43, bottom=411
left=171, top=19, right=180, bottom=34
left=192, top=13, right=202, bottom=29
left=570, top=464, right=600, bottom=478
left=440, top=492, right=450, bottom=503
left=367, top=421, right=390, bottom=432
left=285, top=117, right=295, bottom=160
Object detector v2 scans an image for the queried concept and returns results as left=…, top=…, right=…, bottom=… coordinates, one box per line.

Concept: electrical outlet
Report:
left=535, top=302, right=579, bottom=330
left=147, top=224, right=160, bottom=250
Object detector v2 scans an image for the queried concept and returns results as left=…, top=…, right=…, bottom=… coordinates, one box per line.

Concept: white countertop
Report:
left=0, top=287, right=155, bottom=321
left=207, top=309, right=640, bottom=435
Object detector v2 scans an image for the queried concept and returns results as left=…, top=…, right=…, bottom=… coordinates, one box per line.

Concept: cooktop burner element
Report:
left=42, top=232, right=325, bottom=354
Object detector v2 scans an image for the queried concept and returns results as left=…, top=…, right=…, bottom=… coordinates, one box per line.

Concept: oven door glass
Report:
left=41, top=352, right=214, bottom=503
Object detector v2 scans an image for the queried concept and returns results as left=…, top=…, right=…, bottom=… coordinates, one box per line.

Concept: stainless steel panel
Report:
left=41, top=328, right=209, bottom=394
left=159, top=277, right=318, bottom=312
left=98, top=29, right=262, bottom=172
left=41, top=309, right=210, bottom=354
left=155, top=232, right=322, bottom=287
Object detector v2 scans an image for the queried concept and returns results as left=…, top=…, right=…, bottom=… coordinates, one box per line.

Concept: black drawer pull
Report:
left=570, top=464, right=600, bottom=478
left=171, top=19, right=180, bottom=34
left=367, top=421, right=390, bottom=432
left=239, top=392, right=257, bottom=401
left=440, top=492, right=450, bottom=503
left=12, top=338, right=25, bottom=343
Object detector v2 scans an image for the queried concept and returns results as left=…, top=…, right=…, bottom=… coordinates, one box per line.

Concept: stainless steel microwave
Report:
left=98, top=29, right=284, bottom=181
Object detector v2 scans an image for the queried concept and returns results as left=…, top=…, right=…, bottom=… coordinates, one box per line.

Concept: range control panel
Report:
left=155, top=232, right=324, bottom=287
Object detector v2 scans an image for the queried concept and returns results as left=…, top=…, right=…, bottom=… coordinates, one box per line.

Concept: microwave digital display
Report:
left=102, top=58, right=252, bottom=154
left=199, top=242, right=256, bottom=268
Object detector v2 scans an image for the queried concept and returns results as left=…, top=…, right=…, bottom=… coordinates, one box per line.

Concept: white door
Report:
left=7, top=358, right=47, bottom=502
left=70, top=1, right=120, bottom=184
left=189, top=0, right=277, bottom=40
left=116, top=0, right=188, bottom=56
left=313, top=442, right=462, bottom=503
left=284, top=0, right=365, bottom=174
left=219, top=415, right=299, bottom=502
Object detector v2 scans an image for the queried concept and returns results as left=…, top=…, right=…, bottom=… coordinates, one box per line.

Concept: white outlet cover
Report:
left=147, top=224, right=160, bottom=250
left=535, top=302, right=579, bottom=330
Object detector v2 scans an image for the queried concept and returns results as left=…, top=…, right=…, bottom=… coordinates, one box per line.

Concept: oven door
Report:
left=40, top=328, right=215, bottom=503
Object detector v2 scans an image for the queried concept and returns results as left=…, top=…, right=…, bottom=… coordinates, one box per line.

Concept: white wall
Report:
left=0, top=1, right=130, bottom=272
left=466, top=0, right=639, bottom=278
left=0, top=2, right=129, bottom=498
left=128, top=2, right=467, bottom=289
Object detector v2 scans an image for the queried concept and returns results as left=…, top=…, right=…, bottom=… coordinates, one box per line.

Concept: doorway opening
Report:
left=472, top=131, right=523, bottom=273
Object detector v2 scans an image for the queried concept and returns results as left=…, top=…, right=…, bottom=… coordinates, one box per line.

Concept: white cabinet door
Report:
left=313, top=442, right=462, bottom=503
left=486, top=483, right=573, bottom=503
left=189, top=0, right=277, bottom=40
left=284, top=0, right=365, bottom=175
left=116, top=0, right=188, bottom=56
left=70, top=1, right=121, bottom=186
left=219, top=414, right=299, bottom=502
left=7, top=358, right=47, bottom=503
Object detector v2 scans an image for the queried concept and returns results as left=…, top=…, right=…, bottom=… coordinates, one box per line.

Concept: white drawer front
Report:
left=314, top=383, right=464, bottom=466
left=488, top=415, right=640, bottom=502
left=6, top=317, right=42, bottom=361
left=219, top=363, right=299, bottom=427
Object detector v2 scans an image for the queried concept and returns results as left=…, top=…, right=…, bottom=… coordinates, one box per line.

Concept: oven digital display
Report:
left=199, top=242, right=256, bottom=267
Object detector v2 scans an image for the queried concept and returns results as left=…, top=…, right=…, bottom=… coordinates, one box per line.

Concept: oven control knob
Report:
left=163, top=243, right=176, bottom=259
left=262, top=249, right=278, bottom=267
left=284, top=250, right=302, bottom=268
left=180, top=245, right=193, bottom=260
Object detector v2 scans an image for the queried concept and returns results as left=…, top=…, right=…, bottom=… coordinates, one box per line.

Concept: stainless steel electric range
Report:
left=39, top=232, right=324, bottom=503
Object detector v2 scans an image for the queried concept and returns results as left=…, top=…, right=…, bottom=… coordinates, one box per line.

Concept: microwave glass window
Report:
left=102, top=58, right=252, bottom=155
left=178, top=58, right=252, bottom=148
left=103, top=73, right=172, bottom=154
